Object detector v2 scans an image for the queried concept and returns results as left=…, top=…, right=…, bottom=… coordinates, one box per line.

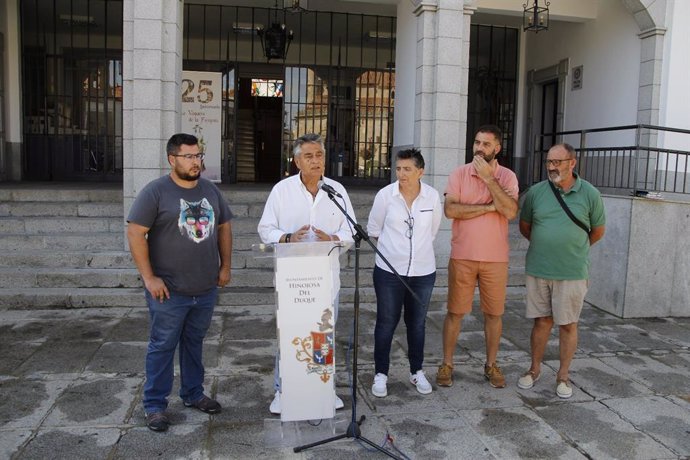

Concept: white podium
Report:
left=255, top=241, right=351, bottom=422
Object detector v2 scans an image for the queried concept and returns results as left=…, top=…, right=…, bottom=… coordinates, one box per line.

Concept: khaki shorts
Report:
left=525, top=275, right=588, bottom=325
left=447, top=259, right=508, bottom=316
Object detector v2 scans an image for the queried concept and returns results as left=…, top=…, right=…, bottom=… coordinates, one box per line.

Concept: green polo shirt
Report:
left=520, top=175, right=605, bottom=280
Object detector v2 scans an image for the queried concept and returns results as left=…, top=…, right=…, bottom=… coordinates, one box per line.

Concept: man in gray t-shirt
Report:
left=127, top=133, right=232, bottom=432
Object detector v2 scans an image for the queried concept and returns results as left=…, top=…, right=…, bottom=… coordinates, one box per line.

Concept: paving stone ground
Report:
left=1, top=300, right=689, bottom=459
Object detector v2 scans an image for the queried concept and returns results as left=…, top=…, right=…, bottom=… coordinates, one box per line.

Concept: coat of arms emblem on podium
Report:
left=292, top=308, right=335, bottom=382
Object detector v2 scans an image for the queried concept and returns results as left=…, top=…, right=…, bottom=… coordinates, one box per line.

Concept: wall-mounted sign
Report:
left=181, top=71, right=222, bottom=182
left=572, top=65, right=583, bottom=91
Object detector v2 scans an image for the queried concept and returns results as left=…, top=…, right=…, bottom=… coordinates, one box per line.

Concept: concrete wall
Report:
left=588, top=194, right=690, bottom=318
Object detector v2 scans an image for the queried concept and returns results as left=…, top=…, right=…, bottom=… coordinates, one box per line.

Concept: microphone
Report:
left=317, top=180, right=343, bottom=198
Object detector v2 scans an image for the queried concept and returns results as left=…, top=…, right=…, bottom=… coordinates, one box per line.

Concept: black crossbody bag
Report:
left=548, top=180, right=590, bottom=234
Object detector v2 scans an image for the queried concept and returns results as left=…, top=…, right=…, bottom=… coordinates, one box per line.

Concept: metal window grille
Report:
left=467, top=25, right=519, bottom=168
left=182, top=4, right=395, bottom=184
left=20, top=0, right=123, bottom=181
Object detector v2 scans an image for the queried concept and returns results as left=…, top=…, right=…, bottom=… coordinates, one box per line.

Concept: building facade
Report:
left=1, top=0, right=689, bottom=315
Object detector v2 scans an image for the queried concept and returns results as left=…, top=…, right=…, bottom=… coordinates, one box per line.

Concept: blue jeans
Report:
left=143, top=288, right=217, bottom=414
left=373, top=266, right=436, bottom=375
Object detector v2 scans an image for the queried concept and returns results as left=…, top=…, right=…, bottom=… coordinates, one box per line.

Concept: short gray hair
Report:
left=293, top=133, right=325, bottom=157
left=551, top=143, right=577, bottom=158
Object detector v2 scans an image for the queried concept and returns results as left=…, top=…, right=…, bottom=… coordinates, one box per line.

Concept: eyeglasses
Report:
left=404, top=216, right=414, bottom=239
left=545, top=158, right=571, bottom=166
left=173, top=153, right=205, bottom=161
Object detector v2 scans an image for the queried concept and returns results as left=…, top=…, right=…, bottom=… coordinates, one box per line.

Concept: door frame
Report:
left=525, top=58, right=569, bottom=183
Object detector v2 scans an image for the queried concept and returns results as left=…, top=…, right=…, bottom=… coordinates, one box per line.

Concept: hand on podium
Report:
left=291, top=224, right=337, bottom=242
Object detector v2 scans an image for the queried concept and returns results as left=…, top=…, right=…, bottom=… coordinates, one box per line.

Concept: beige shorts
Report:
left=525, top=275, right=588, bottom=325
left=447, top=259, right=508, bottom=316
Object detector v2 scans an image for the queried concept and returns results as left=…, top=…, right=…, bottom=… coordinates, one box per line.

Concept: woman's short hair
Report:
left=396, top=148, right=425, bottom=169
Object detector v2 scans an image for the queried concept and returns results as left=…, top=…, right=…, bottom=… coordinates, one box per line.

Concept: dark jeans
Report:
left=373, top=266, right=436, bottom=375
left=143, top=288, right=217, bottom=414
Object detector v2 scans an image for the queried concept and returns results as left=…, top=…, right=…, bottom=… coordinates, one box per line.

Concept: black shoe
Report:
left=146, top=412, right=170, bottom=432
left=183, top=395, right=222, bottom=414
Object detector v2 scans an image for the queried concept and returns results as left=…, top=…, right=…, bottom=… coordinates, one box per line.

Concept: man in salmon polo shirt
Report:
left=436, top=125, right=519, bottom=389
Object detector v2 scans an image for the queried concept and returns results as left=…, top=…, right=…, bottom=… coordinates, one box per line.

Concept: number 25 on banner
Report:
left=181, top=79, right=214, bottom=103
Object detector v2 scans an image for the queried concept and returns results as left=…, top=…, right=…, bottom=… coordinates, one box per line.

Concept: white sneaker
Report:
left=371, top=373, right=388, bottom=397
left=410, top=370, right=432, bottom=395
left=269, top=391, right=281, bottom=414
left=335, top=395, right=344, bottom=409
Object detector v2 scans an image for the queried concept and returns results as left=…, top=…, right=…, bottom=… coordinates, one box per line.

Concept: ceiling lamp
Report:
left=523, top=0, right=550, bottom=33
left=284, top=0, right=307, bottom=14
left=257, top=1, right=294, bottom=61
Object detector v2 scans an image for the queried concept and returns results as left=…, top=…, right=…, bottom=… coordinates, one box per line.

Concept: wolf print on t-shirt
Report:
left=178, top=198, right=215, bottom=244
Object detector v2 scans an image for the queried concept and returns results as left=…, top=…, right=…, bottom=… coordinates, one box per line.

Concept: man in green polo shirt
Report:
left=517, top=143, right=605, bottom=399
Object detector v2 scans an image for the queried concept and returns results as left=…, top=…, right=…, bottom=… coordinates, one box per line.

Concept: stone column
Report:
left=123, top=0, right=183, bottom=227
left=413, top=0, right=473, bottom=263
left=636, top=27, right=666, bottom=190
left=1, top=0, right=23, bottom=181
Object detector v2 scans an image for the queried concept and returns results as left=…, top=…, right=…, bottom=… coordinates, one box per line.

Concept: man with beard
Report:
left=517, top=143, right=605, bottom=399
left=127, top=133, right=233, bottom=432
left=436, top=125, right=518, bottom=389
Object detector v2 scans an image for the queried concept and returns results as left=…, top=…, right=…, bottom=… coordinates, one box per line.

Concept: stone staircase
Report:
left=235, top=110, right=256, bottom=182
left=0, top=183, right=527, bottom=310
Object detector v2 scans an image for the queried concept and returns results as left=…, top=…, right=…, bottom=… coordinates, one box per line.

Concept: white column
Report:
left=636, top=27, right=666, bottom=189
left=123, top=0, right=183, bottom=227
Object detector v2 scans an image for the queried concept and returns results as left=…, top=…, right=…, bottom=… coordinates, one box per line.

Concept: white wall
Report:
left=392, top=0, right=415, bottom=148
left=524, top=0, right=641, bottom=137
left=659, top=0, right=690, bottom=151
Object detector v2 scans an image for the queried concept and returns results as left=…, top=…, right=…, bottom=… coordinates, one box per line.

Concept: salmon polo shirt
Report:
left=445, top=162, right=519, bottom=262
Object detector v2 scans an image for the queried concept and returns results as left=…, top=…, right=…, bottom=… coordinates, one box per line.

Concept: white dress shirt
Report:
left=257, top=173, right=356, bottom=298
left=367, top=180, right=442, bottom=276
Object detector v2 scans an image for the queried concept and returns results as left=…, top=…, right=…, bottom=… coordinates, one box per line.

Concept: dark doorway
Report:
left=237, top=76, right=283, bottom=183
left=540, top=80, right=558, bottom=151
left=466, top=24, right=518, bottom=167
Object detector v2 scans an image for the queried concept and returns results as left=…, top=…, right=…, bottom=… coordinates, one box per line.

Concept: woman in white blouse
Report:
left=367, top=148, right=442, bottom=397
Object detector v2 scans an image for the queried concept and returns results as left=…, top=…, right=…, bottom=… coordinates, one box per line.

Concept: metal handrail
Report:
left=530, top=124, right=690, bottom=195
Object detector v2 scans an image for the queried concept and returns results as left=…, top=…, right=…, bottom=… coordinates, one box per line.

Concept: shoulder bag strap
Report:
left=548, top=180, right=590, bottom=234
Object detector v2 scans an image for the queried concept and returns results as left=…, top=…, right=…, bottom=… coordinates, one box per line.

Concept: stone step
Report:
left=0, top=251, right=135, bottom=269
left=0, top=186, right=122, bottom=203
left=0, top=266, right=525, bottom=289
left=0, top=247, right=526, bottom=275
left=0, top=184, right=381, bottom=205
left=0, top=243, right=526, bottom=266
left=0, top=216, right=123, bottom=234
left=0, top=201, right=123, bottom=218
left=0, top=286, right=526, bottom=310
left=0, top=215, right=374, bottom=237
left=0, top=234, right=125, bottom=251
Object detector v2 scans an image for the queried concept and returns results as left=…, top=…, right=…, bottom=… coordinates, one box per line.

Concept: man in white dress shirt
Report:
left=257, top=133, right=355, bottom=414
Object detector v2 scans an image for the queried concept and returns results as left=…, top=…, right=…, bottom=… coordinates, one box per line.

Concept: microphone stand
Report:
left=293, top=190, right=423, bottom=459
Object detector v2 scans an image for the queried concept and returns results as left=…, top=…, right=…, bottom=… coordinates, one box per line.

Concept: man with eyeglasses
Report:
left=257, top=133, right=355, bottom=415
left=127, top=133, right=233, bottom=432
left=517, top=143, right=605, bottom=399
left=436, top=125, right=519, bottom=390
